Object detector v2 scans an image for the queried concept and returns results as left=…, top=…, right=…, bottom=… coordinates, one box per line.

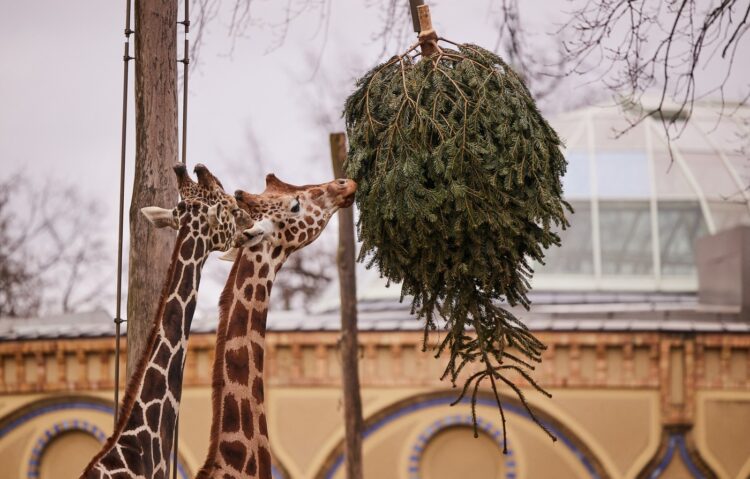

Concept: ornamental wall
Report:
left=0, top=330, right=748, bottom=478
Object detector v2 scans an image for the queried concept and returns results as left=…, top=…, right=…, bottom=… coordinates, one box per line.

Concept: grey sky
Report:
left=2, top=0, right=748, bottom=316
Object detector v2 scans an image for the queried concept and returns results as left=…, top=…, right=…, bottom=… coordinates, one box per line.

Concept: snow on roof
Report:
left=0, top=292, right=746, bottom=342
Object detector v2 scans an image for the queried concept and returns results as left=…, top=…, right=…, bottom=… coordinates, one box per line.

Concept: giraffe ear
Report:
left=219, top=247, right=239, bottom=262
left=207, top=203, right=221, bottom=228
left=141, top=206, right=178, bottom=229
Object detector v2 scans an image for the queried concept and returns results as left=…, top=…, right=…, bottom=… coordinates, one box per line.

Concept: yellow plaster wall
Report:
left=694, top=391, right=750, bottom=479
left=551, top=390, right=660, bottom=479
left=1, top=384, right=747, bottom=479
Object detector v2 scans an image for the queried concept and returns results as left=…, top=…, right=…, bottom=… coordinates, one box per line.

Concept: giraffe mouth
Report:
left=332, top=179, right=357, bottom=208
left=237, top=218, right=274, bottom=247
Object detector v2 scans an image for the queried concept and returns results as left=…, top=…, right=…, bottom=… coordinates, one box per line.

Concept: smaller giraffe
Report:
left=196, top=174, right=356, bottom=479
left=81, top=164, right=251, bottom=479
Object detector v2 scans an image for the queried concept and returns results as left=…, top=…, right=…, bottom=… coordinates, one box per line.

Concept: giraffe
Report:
left=81, top=163, right=251, bottom=479
left=195, top=174, right=356, bottom=479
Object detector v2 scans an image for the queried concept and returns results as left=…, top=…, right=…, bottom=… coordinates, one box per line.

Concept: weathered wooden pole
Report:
left=330, top=132, right=364, bottom=479
left=126, top=0, right=180, bottom=380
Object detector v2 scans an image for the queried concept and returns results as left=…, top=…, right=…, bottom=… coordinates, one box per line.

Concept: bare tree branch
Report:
left=559, top=0, right=750, bottom=143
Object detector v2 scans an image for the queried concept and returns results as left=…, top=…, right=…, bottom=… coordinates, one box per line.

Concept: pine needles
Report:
left=344, top=41, right=569, bottom=447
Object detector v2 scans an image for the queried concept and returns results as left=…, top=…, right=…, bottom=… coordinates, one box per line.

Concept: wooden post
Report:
left=330, top=133, right=364, bottom=479
left=126, top=0, right=180, bottom=380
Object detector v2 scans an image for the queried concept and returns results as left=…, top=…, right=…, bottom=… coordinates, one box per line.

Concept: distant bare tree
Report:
left=560, top=0, right=750, bottom=140
left=0, top=174, right=110, bottom=318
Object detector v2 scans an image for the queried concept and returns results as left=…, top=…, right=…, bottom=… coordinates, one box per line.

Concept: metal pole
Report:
left=173, top=4, right=190, bottom=476
left=179, top=0, right=190, bottom=166
left=114, top=0, right=134, bottom=427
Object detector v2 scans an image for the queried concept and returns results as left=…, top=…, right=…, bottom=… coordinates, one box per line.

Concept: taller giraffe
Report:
left=196, top=174, right=356, bottom=479
left=81, top=164, right=251, bottom=479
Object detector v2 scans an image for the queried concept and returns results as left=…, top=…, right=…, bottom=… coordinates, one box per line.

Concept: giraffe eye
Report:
left=290, top=198, right=300, bottom=213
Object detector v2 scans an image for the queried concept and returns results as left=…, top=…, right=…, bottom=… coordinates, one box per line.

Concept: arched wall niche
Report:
left=315, top=391, right=609, bottom=479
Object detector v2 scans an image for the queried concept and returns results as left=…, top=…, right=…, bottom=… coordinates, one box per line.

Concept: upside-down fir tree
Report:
left=343, top=6, right=570, bottom=450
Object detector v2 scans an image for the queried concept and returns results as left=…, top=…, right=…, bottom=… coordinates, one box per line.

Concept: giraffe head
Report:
left=141, top=163, right=252, bottom=254
left=230, top=173, right=356, bottom=260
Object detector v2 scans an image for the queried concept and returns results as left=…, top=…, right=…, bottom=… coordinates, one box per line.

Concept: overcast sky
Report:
left=2, top=0, right=748, bottom=317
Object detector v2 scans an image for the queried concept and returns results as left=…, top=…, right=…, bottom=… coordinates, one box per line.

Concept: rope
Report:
left=113, top=0, right=134, bottom=427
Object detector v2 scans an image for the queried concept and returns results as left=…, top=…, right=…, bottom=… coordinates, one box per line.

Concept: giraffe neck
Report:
left=82, top=228, right=208, bottom=479
left=198, top=244, right=282, bottom=479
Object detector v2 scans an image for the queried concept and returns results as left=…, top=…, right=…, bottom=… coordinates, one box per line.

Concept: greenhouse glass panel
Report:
left=599, top=201, right=653, bottom=275
left=658, top=202, right=707, bottom=276
left=597, top=152, right=651, bottom=199
left=562, top=151, right=590, bottom=198
left=537, top=201, right=593, bottom=275
left=681, top=152, right=738, bottom=198
left=710, top=201, right=750, bottom=232
left=652, top=150, right=699, bottom=199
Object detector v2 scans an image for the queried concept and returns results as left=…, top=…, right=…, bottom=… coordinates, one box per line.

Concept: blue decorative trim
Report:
left=0, top=401, right=113, bottom=439
left=27, top=420, right=107, bottom=478
left=0, top=400, right=188, bottom=479
left=405, top=414, right=518, bottom=479
left=323, top=396, right=601, bottom=479
left=649, top=434, right=705, bottom=479
left=271, top=464, right=284, bottom=479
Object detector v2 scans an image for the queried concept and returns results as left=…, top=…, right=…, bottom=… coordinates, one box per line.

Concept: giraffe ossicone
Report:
left=80, top=163, right=251, bottom=479
left=196, top=173, right=356, bottom=479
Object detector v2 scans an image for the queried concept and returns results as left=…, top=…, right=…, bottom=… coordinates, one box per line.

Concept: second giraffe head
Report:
left=229, top=173, right=356, bottom=261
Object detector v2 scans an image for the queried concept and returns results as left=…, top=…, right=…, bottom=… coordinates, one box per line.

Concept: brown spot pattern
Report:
left=180, top=237, right=195, bottom=260
left=163, top=298, right=184, bottom=347
left=240, top=398, right=254, bottom=440
left=252, top=377, right=264, bottom=403
left=252, top=342, right=265, bottom=373
left=255, top=284, right=266, bottom=302
left=258, top=446, right=272, bottom=478
left=258, top=263, right=269, bottom=278
left=250, top=308, right=267, bottom=334
left=219, top=440, right=247, bottom=471
left=141, top=368, right=166, bottom=402
left=259, top=413, right=268, bottom=436
left=226, top=302, right=249, bottom=339
left=222, top=394, right=240, bottom=433
left=225, top=346, right=250, bottom=386
left=177, top=264, right=194, bottom=301
left=245, top=452, right=258, bottom=476
left=236, top=255, right=254, bottom=288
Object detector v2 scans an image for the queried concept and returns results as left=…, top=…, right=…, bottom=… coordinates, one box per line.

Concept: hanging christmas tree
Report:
left=343, top=5, right=569, bottom=448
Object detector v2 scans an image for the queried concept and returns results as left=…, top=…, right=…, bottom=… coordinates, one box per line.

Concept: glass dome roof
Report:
left=535, top=99, right=750, bottom=292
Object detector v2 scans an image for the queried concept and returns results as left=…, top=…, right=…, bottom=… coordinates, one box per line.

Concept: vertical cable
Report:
left=114, top=0, right=134, bottom=427
left=180, top=0, right=190, bottom=166
left=173, top=4, right=190, bottom=477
